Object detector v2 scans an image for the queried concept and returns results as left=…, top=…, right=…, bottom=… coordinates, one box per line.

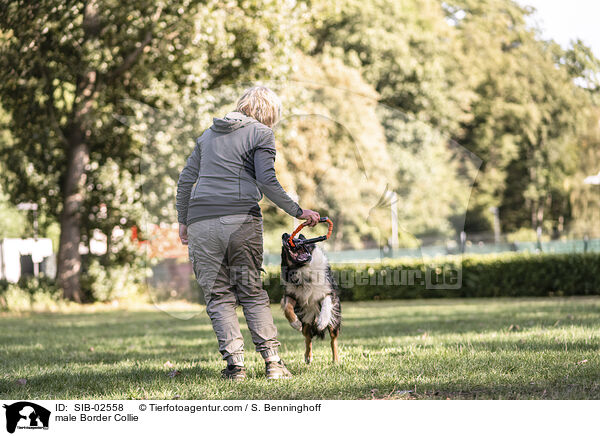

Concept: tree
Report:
left=446, top=0, right=587, bottom=233
left=0, top=1, right=202, bottom=300
left=275, top=53, right=395, bottom=249
left=563, top=39, right=600, bottom=101
left=561, top=41, right=600, bottom=236
left=304, top=0, right=471, bottom=136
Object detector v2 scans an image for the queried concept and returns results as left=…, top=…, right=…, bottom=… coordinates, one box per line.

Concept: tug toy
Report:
left=288, top=217, right=333, bottom=249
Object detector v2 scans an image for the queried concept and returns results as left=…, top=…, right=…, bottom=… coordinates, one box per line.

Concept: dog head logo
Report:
left=3, top=402, right=50, bottom=433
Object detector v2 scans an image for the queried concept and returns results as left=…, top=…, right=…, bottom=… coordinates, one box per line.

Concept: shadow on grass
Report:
left=2, top=355, right=598, bottom=400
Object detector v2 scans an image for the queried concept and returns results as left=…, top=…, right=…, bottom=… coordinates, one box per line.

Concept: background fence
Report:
left=263, top=237, right=600, bottom=265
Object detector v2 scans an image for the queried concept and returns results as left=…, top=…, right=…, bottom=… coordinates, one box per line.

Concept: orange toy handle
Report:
left=289, top=217, right=333, bottom=248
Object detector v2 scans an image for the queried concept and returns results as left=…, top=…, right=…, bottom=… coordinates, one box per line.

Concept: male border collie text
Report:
left=280, top=234, right=342, bottom=363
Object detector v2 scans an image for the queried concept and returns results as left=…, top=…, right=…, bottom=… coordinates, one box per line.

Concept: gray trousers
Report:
left=187, top=214, right=280, bottom=365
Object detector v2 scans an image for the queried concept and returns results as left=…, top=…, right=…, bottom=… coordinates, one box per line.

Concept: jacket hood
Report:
left=210, top=111, right=257, bottom=133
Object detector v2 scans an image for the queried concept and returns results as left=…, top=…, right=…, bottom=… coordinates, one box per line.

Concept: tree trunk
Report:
left=56, top=2, right=100, bottom=302
left=57, top=125, right=89, bottom=302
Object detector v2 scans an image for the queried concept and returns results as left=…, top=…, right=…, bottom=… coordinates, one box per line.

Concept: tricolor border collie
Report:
left=280, top=233, right=341, bottom=363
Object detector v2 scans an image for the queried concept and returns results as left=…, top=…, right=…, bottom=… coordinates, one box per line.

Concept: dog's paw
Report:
left=290, top=319, right=302, bottom=331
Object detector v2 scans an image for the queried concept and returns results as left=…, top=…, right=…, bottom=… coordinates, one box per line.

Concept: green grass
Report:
left=1, top=297, right=599, bottom=399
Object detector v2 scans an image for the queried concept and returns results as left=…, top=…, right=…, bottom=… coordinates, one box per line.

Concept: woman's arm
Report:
left=254, top=145, right=303, bottom=218
left=254, top=129, right=320, bottom=225
left=176, top=139, right=201, bottom=227
left=253, top=128, right=303, bottom=217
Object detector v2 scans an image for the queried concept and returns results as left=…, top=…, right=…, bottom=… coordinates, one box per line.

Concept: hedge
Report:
left=262, top=252, right=600, bottom=303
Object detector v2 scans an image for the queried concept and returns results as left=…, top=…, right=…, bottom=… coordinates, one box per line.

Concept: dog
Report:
left=280, top=233, right=341, bottom=363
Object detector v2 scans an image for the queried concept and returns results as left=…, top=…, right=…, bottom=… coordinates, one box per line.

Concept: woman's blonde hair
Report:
left=236, top=86, right=281, bottom=127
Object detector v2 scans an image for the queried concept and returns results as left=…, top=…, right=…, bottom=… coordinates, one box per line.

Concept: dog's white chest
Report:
left=283, top=248, right=332, bottom=323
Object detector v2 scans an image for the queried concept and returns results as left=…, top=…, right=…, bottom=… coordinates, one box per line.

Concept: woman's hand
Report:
left=179, top=224, right=188, bottom=245
left=298, top=209, right=320, bottom=227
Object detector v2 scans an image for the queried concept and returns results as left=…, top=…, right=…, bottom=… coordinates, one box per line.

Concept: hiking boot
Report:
left=221, top=365, right=246, bottom=381
left=265, top=359, right=292, bottom=380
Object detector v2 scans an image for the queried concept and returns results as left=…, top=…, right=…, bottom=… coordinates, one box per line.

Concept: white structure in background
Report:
left=78, top=228, right=108, bottom=255
left=583, top=171, right=600, bottom=185
left=89, top=229, right=108, bottom=255
left=0, top=238, right=54, bottom=282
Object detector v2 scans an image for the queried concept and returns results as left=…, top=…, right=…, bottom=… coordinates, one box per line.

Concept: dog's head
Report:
left=281, top=233, right=316, bottom=268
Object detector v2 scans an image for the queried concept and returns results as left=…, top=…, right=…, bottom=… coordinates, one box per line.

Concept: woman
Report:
left=176, top=86, right=320, bottom=380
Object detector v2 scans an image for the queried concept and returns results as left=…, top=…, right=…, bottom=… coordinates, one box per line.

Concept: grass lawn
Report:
left=1, top=297, right=599, bottom=400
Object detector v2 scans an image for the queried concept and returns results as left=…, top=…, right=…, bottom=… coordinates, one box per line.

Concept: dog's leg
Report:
left=302, top=324, right=313, bottom=364
left=316, top=295, right=332, bottom=331
left=281, top=296, right=302, bottom=331
left=329, top=326, right=340, bottom=363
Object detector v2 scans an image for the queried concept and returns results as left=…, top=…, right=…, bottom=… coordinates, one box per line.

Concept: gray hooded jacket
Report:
left=176, top=111, right=303, bottom=225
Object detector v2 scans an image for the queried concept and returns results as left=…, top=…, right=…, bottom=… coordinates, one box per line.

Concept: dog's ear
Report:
left=298, top=234, right=306, bottom=240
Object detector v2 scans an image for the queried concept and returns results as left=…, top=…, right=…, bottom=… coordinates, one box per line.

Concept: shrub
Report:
left=81, top=257, right=148, bottom=302
left=0, top=276, right=62, bottom=311
left=262, top=252, right=600, bottom=302
left=80, top=230, right=151, bottom=302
